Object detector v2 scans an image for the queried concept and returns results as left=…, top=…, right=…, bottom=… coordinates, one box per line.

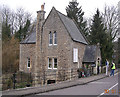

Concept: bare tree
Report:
left=102, top=5, right=118, bottom=40
left=1, top=6, right=33, bottom=35
left=15, top=7, right=32, bottom=31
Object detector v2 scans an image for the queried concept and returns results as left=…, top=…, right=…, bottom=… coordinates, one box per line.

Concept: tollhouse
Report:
left=19, top=4, right=100, bottom=85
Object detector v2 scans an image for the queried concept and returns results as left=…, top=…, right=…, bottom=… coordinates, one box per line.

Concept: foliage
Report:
left=2, top=36, right=19, bottom=74
left=2, top=71, right=33, bottom=90
left=2, top=22, right=11, bottom=41
left=89, top=9, right=112, bottom=64
left=66, top=0, right=88, bottom=37
left=1, top=5, right=34, bottom=73
left=15, top=19, right=31, bottom=41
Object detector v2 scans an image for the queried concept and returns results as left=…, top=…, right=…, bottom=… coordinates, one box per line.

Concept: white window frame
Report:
left=53, top=31, right=57, bottom=45
left=48, top=58, right=52, bottom=69
left=27, top=58, right=30, bottom=68
left=73, top=48, right=78, bottom=62
left=49, top=32, right=52, bottom=46
left=53, top=58, right=57, bottom=69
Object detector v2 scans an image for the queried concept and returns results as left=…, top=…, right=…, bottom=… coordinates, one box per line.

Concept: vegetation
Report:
left=1, top=1, right=119, bottom=74
left=66, top=0, right=88, bottom=37
left=66, top=1, right=118, bottom=65
left=89, top=9, right=113, bottom=64
left=2, top=71, right=33, bottom=90
left=1, top=6, right=34, bottom=74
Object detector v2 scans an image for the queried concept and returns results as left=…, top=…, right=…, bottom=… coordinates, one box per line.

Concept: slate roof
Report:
left=20, top=7, right=88, bottom=44
left=57, top=10, right=88, bottom=44
left=83, top=45, right=97, bottom=63
left=20, top=28, right=36, bottom=44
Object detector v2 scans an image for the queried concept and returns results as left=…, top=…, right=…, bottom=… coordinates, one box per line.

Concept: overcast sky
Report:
left=0, top=0, right=119, bottom=19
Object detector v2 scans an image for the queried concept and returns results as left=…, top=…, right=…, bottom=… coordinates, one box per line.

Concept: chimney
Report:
left=35, top=4, right=46, bottom=85
left=36, top=3, right=46, bottom=43
left=37, top=4, right=46, bottom=25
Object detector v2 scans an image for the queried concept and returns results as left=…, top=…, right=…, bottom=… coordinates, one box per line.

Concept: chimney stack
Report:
left=35, top=4, right=46, bottom=85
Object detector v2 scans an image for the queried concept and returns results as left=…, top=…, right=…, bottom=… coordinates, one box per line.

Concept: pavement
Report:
left=2, top=69, right=118, bottom=97
left=37, top=71, right=119, bottom=96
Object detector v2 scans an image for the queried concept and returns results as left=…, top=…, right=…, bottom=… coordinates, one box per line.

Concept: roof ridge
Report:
left=56, top=8, right=87, bottom=44
left=56, top=9, right=73, bottom=21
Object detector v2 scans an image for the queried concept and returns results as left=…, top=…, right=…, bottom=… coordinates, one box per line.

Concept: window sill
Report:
left=53, top=68, right=57, bottom=70
left=53, top=44, right=57, bottom=46
left=49, top=44, right=52, bottom=46
left=48, top=68, right=52, bottom=69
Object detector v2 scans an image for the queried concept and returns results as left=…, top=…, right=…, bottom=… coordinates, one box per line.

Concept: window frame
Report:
left=27, top=57, right=30, bottom=68
left=48, top=58, right=52, bottom=69
left=73, top=48, right=78, bottom=63
left=53, top=31, right=57, bottom=45
left=49, top=31, right=53, bottom=46
left=53, top=58, right=57, bottom=69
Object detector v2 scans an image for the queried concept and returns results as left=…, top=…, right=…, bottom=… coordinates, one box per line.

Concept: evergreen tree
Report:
left=15, top=25, right=22, bottom=41
left=15, top=19, right=30, bottom=41
left=66, top=0, right=88, bottom=36
left=2, top=22, right=11, bottom=41
left=22, top=19, right=30, bottom=39
left=89, top=9, right=109, bottom=64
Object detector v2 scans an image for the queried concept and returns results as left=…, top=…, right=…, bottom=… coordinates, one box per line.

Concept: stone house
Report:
left=19, top=5, right=89, bottom=85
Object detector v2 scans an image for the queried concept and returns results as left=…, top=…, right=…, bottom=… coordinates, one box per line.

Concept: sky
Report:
left=0, top=0, right=120, bottom=19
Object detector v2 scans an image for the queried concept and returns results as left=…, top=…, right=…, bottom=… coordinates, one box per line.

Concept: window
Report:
left=48, top=58, right=52, bottom=69
left=27, top=58, right=30, bottom=68
left=53, top=31, right=57, bottom=45
left=48, top=58, right=58, bottom=69
left=73, top=48, right=78, bottom=62
left=49, top=32, right=52, bottom=45
left=53, top=58, right=57, bottom=69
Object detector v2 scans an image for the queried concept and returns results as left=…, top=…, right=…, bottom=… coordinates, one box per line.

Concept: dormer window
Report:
left=53, top=31, right=57, bottom=45
left=49, top=31, right=52, bottom=46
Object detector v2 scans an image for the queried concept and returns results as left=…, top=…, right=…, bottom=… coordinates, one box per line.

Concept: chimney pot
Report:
left=41, top=4, right=44, bottom=11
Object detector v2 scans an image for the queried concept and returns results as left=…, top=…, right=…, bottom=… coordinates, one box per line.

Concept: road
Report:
left=25, top=72, right=119, bottom=97
left=36, top=73, right=119, bottom=96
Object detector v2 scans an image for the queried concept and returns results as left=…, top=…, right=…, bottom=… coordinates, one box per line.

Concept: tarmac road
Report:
left=35, top=72, right=119, bottom=96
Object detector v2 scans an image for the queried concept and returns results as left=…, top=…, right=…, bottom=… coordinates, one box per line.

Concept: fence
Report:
left=2, top=71, right=32, bottom=90
left=2, top=67, right=93, bottom=90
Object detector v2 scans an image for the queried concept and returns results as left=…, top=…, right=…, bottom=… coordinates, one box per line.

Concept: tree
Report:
left=22, top=19, right=30, bottom=39
left=89, top=9, right=109, bottom=64
left=15, top=19, right=31, bottom=41
left=102, top=5, right=118, bottom=62
left=2, top=22, right=11, bottom=41
left=1, top=6, right=12, bottom=40
left=66, top=0, right=88, bottom=36
left=102, top=5, right=118, bottom=41
left=15, top=7, right=32, bottom=31
left=2, top=36, right=19, bottom=73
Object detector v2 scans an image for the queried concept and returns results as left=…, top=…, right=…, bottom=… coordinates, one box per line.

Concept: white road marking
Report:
left=98, top=72, right=119, bottom=97
left=98, top=83, right=118, bottom=97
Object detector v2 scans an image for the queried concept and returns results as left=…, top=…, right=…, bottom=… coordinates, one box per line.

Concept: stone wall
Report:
left=70, top=41, right=86, bottom=79
left=19, top=7, right=87, bottom=85
left=19, top=44, right=36, bottom=74
left=39, top=8, right=86, bottom=83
